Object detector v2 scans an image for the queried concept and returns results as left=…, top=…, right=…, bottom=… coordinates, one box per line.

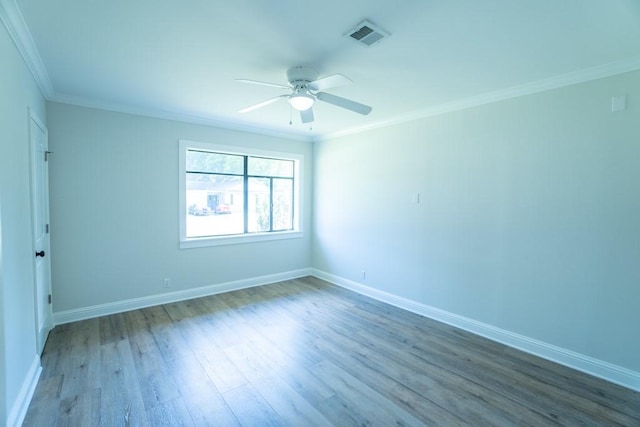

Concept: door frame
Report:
left=28, top=108, right=53, bottom=354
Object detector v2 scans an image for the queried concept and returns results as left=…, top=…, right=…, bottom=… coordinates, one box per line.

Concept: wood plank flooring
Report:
left=24, top=276, right=640, bottom=426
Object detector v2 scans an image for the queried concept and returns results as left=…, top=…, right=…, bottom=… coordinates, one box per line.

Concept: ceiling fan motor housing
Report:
left=287, top=66, right=319, bottom=89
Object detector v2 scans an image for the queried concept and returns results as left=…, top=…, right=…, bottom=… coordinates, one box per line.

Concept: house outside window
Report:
left=179, top=140, right=303, bottom=248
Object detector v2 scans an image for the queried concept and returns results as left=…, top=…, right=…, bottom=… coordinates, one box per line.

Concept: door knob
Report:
left=35, top=250, right=45, bottom=258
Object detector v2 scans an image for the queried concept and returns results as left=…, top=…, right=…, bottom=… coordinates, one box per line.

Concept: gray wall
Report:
left=312, top=70, right=640, bottom=372
left=4, top=15, right=639, bottom=421
left=47, top=103, right=313, bottom=312
left=0, top=18, right=46, bottom=424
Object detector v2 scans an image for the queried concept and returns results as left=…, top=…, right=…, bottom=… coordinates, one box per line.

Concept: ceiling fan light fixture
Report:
left=288, top=92, right=315, bottom=111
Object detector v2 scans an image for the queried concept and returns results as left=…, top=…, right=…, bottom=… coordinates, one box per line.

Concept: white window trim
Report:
left=179, top=139, right=304, bottom=248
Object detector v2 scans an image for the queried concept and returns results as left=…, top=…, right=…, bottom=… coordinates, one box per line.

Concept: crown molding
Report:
left=316, top=56, right=640, bottom=142
left=50, top=54, right=640, bottom=145
left=49, top=93, right=313, bottom=143
left=4, top=0, right=639, bottom=144
left=50, top=55, right=640, bottom=144
left=0, top=0, right=53, bottom=97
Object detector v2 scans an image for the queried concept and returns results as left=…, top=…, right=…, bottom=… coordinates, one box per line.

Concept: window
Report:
left=179, top=140, right=303, bottom=248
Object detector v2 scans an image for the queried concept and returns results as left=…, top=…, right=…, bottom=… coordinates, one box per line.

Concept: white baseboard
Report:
left=311, top=269, right=640, bottom=393
left=7, top=354, right=42, bottom=427
left=50, top=267, right=640, bottom=392
left=53, top=268, right=312, bottom=325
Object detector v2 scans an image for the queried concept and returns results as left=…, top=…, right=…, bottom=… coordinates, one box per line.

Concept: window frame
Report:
left=179, top=139, right=303, bottom=248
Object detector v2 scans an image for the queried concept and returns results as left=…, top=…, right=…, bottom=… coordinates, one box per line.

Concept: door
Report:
left=29, top=109, right=52, bottom=354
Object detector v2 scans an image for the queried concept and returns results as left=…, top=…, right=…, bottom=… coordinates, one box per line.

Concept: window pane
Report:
left=248, top=177, right=270, bottom=233
left=273, top=178, right=293, bottom=231
left=248, top=157, right=293, bottom=178
left=186, top=150, right=244, bottom=174
left=186, top=173, right=244, bottom=237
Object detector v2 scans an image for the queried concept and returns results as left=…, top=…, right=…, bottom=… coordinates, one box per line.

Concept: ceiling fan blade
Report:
left=300, top=107, right=314, bottom=124
left=235, top=79, right=290, bottom=90
left=308, top=74, right=352, bottom=91
left=316, top=92, right=372, bottom=115
left=238, top=95, right=287, bottom=113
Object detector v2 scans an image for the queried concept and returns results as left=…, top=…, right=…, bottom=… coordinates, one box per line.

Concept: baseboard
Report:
left=6, top=354, right=41, bottom=427
left=51, top=267, right=640, bottom=392
left=53, top=268, right=313, bottom=325
left=311, top=269, right=640, bottom=393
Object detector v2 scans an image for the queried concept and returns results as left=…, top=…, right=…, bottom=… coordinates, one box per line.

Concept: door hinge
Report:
left=46, top=223, right=49, bottom=234
left=45, top=150, right=53, bottom=161
left=48, top=294, right=52, bottom=304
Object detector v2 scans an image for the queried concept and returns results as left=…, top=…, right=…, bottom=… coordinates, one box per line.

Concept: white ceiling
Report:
left=8, top=0, right=640, bottom=140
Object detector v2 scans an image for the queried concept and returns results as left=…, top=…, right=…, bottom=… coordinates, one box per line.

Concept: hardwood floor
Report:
left=24, top=277, right=640, bottom=426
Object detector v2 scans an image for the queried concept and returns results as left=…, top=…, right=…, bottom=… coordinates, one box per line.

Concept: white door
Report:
left=29, top=109, right=53, bottom=354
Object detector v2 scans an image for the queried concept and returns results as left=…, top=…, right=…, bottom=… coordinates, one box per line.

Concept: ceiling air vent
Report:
left=346, top=20, right=389, bottom=47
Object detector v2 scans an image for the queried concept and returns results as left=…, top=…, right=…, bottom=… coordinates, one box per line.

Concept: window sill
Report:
left=180, top=230, right=303, bottom=249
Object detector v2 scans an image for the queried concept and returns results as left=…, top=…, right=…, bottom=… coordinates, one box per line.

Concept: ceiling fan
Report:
left=236, top=66, right=372, bottom=124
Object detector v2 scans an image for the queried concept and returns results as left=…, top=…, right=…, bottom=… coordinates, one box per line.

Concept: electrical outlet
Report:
left=360, top=270, right=366, bottom=280
left=163, top=278, right=171, bottom=288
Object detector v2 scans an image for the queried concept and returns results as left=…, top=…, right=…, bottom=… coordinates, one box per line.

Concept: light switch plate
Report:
left=611, top=95, right=626, bottom=112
